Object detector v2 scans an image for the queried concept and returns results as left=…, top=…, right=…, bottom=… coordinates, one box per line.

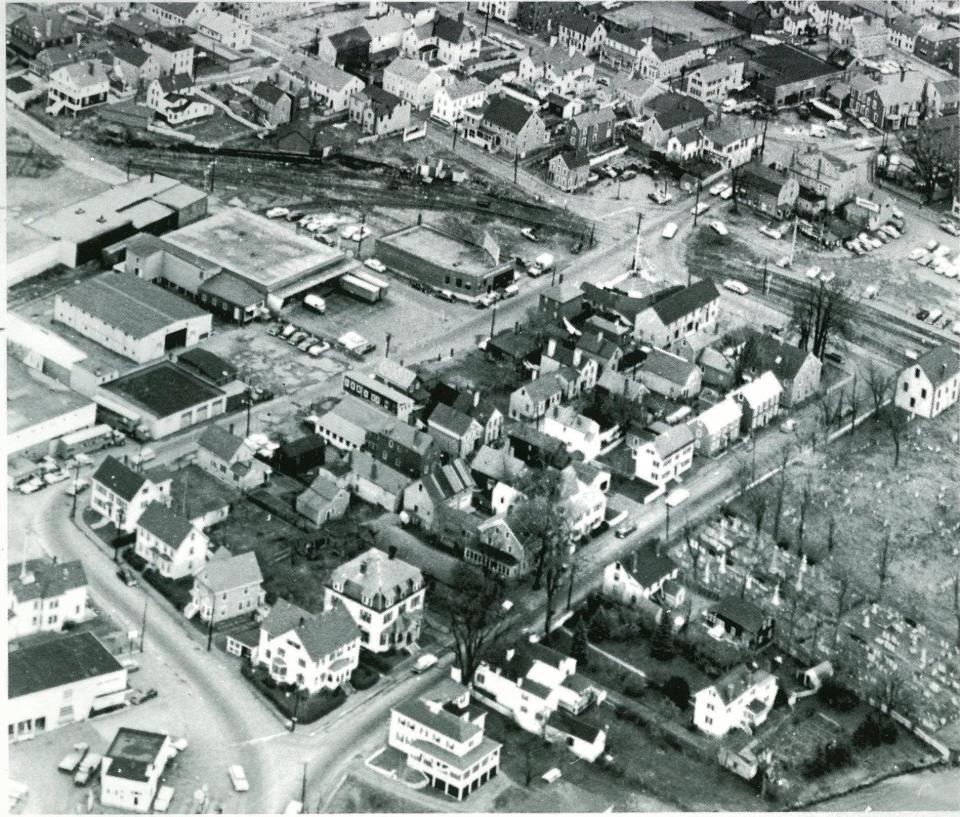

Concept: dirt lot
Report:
left=732, top=404, right=960, bottom=640
left=180, top=107, right=257, bottom=143
left=607, top=1, right=742, bottom=44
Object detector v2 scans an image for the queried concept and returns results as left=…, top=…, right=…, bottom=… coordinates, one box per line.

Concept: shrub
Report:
left=623, top=681, right=646, bottom=699
left=123, top=548, right=147, bottom=571
left=351, top=663, right=379, bottom=691
left=819, top=679, right=859, bottom=711
left=880, top=717, right=898, bottom=744
left=141, top=569, right=192, bottom=611
left=854, top=714, right=882, bottom=747
left=663, top=676, right=691, bottom=711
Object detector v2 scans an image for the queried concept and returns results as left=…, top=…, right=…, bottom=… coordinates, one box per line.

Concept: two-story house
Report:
left=432, top=12, right=482, bottom=67
left=635, top=39, right=705, bottom=81
left=8, top=8, right=74, bottom=58
left=599, top=27, right=649, bottom=72
left=555, top=463, right=608, bottom=541
left=196, top=424, right=271, bottom=491
left=557, top=13, right=606, bottom=56
left=404, top=459, right=475, bottom=530
left=518, top=44, right=595, bottom=96
left=8, top=559, right=88, bottom=639
left=135, top=502, right=209, bottom=579
left=915, top=26, right=960, bottom=72
left=788, top=146, right=858, bottom=214
left=450, top=392, right=503, bottom=446
left=895, top=343, right=960, bottom=418
left=540, top=340, right=599, bottom=398
left=141, top=30, right=194, bottom=77
left=634, top=279, right=720, bottom=349
left=707, top=596, right=776, bottom=649
left=251, top=80, right=292, bottom=128
left=296, top=472, right=351, bottom=525
left=142, top=1, right=211, bottom=28
left=90, top=456, right=172, bottom=532
left=383, top=56, right=443, bottom=110
left=689, top=397, right=743, bottom=455
left=146, top=73, right=213, bottom=125
left=197, top=9, right=253, bottom=50
left=112, top=45, right=161, bottom=91
left=349, top=85, right=412, bottom=135
left=639, top=91, right=712, bottom=151
left=737, top=160, right=800, bottom=219
left=631, top=422, right=695, bottom=489
left=693, top=665, right=778, bottom=737
left=470, top=444, right=527, bottom=506
left=347, top=451, right=411, bottom=512
left=324, top=547, right=426, bottom=652
left=701, top=117, right=764, bottom=169
left=640, top=349, right=703, bottom=400
left=542, top=405, right=605, bottom=463
left=100, top=728, right=174, bottom=813
left=744, top=333, right=822, bottom=407
left=254, top=598, right=362, bottom=692
left=428, top=403, right=484, bottom=459
left=567, top=107, right=616, bottom=153
left=849, top=72, right=925, bottom=131
left=389, top=679, right=501, bottom=799
left=46, top=62, right=109, bottom=116
left=279, top=55, right=364, bottom=112
left=732, top=370, right=783, bottom=432
left=684, top=60, right=745, bottom=104
left=188, top=550, right=265, bottom=624
left=464, top=514, right=529, bottom=577
left=431, top=76, right=487, bottom=124
left=472, top=95, right=547, bottom=158
left=368, top=419, right=441, bottom=479
left=548, top=150, right=590, bottom=191
left=509, top=375, right=564, bottom=421
left=602, top=544, right=685, bottom=610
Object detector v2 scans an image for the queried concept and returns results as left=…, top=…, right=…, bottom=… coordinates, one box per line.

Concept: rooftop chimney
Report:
left=388, top=545, right=397, bottom=559
left=458, top=11, right=465, bottom=23
left=547, top=337, right=557, bottom=358
left=89, top=60, right=95, bottom=75
left=298, top=616, right=306, bottom=628
left=45, top=14, right=53, bottom=38
left=359, top=560, right=368, bottom=575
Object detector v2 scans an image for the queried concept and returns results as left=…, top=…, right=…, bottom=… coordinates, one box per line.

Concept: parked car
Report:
left=719, top=187, right=734, bottom=200
left=284, top=211, right=305, bottom=223
left=916, top=308, right=930, bottom=321
left=129, top=687, right=158, bottom=705
left=288, top=331, right=307, bottom=346
left=59, top=743, right=89, bottom=773
left=280, top=324, right=297, bottom=338
left=297, top=337, right=315, bottom=352
left=588, top=173, right=599, bottom=184
left=364, top=258, right=387, bottom=273
left=412, top=653, right=438, bottom=673
left=18, top=476, right=44, bottom=494
left=780, top=418, right=797, bottom=433
left=710, top=220, right=729, bottom=236
left=806, top=265, right=822, bottom=279
left=154, top=785, right=175, bottom=813
left=939, top=220, right=960, bottom=237
left=228, top=765, right=250, bottom=792
left=117, top=568, right=138, bottom=587
left=880, top=224, right=900, bottom=239
left=917, top=254, right=934, bottom=267
left=74, top=753, right=102, bottom=786
left=723, top=279, right=749, bottom=295
left=620, top=169, right=637, bottom=180
left=119, top=657, right=140, bottom=673
left=615, top=521, right=637, bottom=539
left=709, top=181, right=729, bottom=196
left=908, top=247, right=927, bottom=261
left=661, top=222, right=678, bottom=239
left=648, top=189, right=672, bottom=204
left=691, top=202, right=711, bottom=217
left=44, top=469, right=70, bottom=485
left=308, top=342, right=330, bottom=357
left=130, top=447, right=156, bottom=466
left=520, top=227, right=539, bottom=242
left=265, top=207, right=289, bottom=219
left=926, top=239, right=940, bottom=252
left=872, top=230, right=890, bottom=244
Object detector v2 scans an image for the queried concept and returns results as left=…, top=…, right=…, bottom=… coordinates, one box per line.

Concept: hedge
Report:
left=142, top=569, right=193, bottom=611
left=242, top=662, right=345, bottom=724
left=123, top=548, right=148, bottom=571
left=351, top=663, right=380, bottom=691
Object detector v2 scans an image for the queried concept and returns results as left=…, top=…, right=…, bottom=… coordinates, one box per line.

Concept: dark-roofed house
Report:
left=640, top=348, right=703, bottom=399
left=539, top=283, right=585, bottom=324
left=100, top=727, right=174, bottom=812
left=915, top=26, right=960, bottom=73
left=189, top=551, right=265, bottom=624
left=7, top=75, right=39, bottom=109
left=318, top=25, right=372, bottom=72
left=254, top=597, right=362, bottom=691
left=274, top=434, right=327, bottom=477
left=507, top=423, right=571, bottom=469
left=8, top=632, right=127, bottom=742
left=636, top=38, right=705, bottom=81
left=895, top=343, right=960, bottom=419
left=743, top=332, right=822, bottom=406
left=748, top=43, right=843, bottom=108
left=54, top=272, right=212, bottom=364
left=709, top=597, right=775, bottom=649
left=8, top=559, right=88, bottom=639
left=634, top=279, right=720, bottom=350
left=404, top=459, right=475, bottom=529
left=296, top=471, right=350, bottom=525
left=640, top=91, right=713, bottom=149
left=196, top=424, right=271, bottom=491
left=474, top=95, right=547, bottom=158
left=432, top=12, right=482, bottom=66
left=509, top=375, right=564, bottom=421
left=548, top=149, right=590, bottom=192
left=567, top=107, right=616, bottom=152
left=141, top=29, right=195, bottom=77
left=8, top=8, right=75, bottom=58
left=176, top=347, right=238, bottom=386
left=557, top=12, right=606, bottom=56
left=135, top=501, right=209, bottom=578
left=279, top=54, right=365, bottom=112
left=695, top=1, right=776, bottom=33
left=251, top=80, right=292, bottom=127
left=603, top=544, right=684, bottom=608
left=346, top=451, right=411, bottom=512
left=349, top=84, right=411, bottom=135
left=428, top=402, right=484, bottom=458
left=546, top=708, right=608, bottom=762
left=142, top=1, right=210, bottom=28
left=91, top=455, right=173, bottom=532
left=367, top=419, right=440, bottom=479
left=112, top=45, right=161, bottom=90
left=325, top=547, right=425, bottom=652
left=389, top=682, right=501, bottom=799
left=737, top=160, right=799, bottom=219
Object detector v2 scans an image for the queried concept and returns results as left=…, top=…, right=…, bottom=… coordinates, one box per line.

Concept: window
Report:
left=921, top=388, right=927, bottom=398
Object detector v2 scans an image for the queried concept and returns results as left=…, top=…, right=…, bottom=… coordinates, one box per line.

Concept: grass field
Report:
left=327, top=774, right=429, bottom=813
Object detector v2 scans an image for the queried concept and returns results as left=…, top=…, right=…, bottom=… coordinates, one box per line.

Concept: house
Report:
left=708, top=597, right=776, bottom=649
left=640, top=91, right=712, bottom=150
left=473, top=643, right=607, bottom=759
left=345, top=451, right=407, bottom=511
left=567, top=107, right=616, bottom=153
left=46, top=62, right=109, bottom=116
left=546, top=709, right=608, bottom=762
left=788, top=146, right=858, bottom=213
left=279, top=55, right=364, bottom=112
left=465, top=514, right=529, bottom=577
left=112, top=45, right=161, bottom=90
left=325, top=547, right=425, bottom=652
left=695, top=0, right=777, bottom=33
left=196, top=424, right=270, bottom=491
left=389, top=679, right=501, bottom=800
left=577, top=332, right=623, bottom=373
left=699, top=347, right=736, bottom=390
left=141, top=30, right=195, bottom=77
left=197, top=9, right=253, bottom=50
left=100, top=728, right=174, bottom=813
left=732, top=370, right=783, bottom=431
left=253, top=598, right=361, bottom=692
left=318, top=26, right=372, bottom=72
left=693, top=665, right=778, bottom=737
left=690, top=398, right=743, bottom=456
left=631, top=423, right=695, bottom=489
left=638, top=280, right=720, bottom=350
left=146, top=73, right=214, bottom=125
left=748, top=43, right=843, bottom=108
left=509, top=375, right=564, bottom=420
left=485, top=328, right=542, bottom=369
left=404, top=459, right=474, bottom=529
left=539, top=284, right=584, bottom=324
left=432, top=12, right=482, bottom=67
left=548, top=150, right=591, bottom=192
left=516, top=1, right=568, bottom=34
left=636, top=39, right=705, bottom=81
left=7, top=8, right=75, bottom=58
left=915, top=26, right=960, bottom=72
left=602, top=544, right=685, bottom=609
left=926, top=77, right=960, bottom=118
left=428, top=403, right=484, bottom=458
left=849, top=71, right=926, bottom=131
left=8, top=632, right=127, bottom=743
left=599, top=27, right=649, bottom=72
left=142, top=2, right=212, bottom=28
left=431, top=76, right=487, bottom=124
left=251, top=81, right=292, bottom=128
left=474, top=95, right=547, bottom=157
left=887, top=15, right=933, bottom=53
left=596, top=368, right=645, bottom=404
left=7, top=559, right=88, bottom=640
left=274, top=434, right=326, bottom=477
left=470, top=444, right=527, bottom=502
left=540, top=339, right=599, bottom=397
left=557, top=13, right=606, bottom=56
left=188, top=551, right=265, bottom=624
left=701, top=117, right=764, bottom=169
left=383, top=56, right=443, bottom=110
left=508, top=424, right=571, bottom=469
left=744, top=333, right=822, bottom=407
left=640, top=349, right=703, bottom=399
left=451, top=392, right=503, bottom=446
left=381, top=1, right=438, bottom=27
left=685, top=60, right=745, bottom=104
left=542, top=405, right=604, bottom=462
left=296, top=472, right=351, bottom=525
left=895, top=343, right=960, bottom=418
left=343, top=370, right=416, bottom=419
left=477, top=0, right=518, bottom=22
left=556, top=463, right=608, bottom=540
left=313, top=395, right=393, bottom=451
left=518, top=43, right=595, bottom=96
left=90, top=456, right=172, bottom=532
left=349, top=85, right=412, bottom=135
left=737, top=161, right=799, bottom=219
left=135, top=501, right=209, bottom=579
left=368, top=419, right=440, bottom=478
left=663, top=126, right=703, bottom=162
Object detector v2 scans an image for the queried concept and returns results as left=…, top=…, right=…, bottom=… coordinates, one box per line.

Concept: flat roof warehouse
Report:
left=104, top=361, right=224, bottom=420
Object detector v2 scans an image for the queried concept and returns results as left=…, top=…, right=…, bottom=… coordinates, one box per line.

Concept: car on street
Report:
left=880, top=225, right=900, bottom=239
left=926, top=239, right=939, bottom=252
left=939, top=220, right=960, bottom=237
left=588, top=173, right=599, bottom=184
left=130, top=687, right=158, bottom=705
left=154, top=785, right=175, bottom=813
left=819, top=270, right=836, bottom=283
left=130, top=447, right=156, bottom=466
left=780, top=418, right=797, bottom=432
left=827, top=119, right=847, bottom=132
left=810, top=124, right=827, bottom=138
left=719, top=187, right=734, bottom=200
left=44, top=469, right=70, bottom=485
left=229, top=765, right=250, bottom=792
left=284, top=211, right=305, bottom=222
left=709, top=182, right=729, bottom=196
left=916, top=308, right=930, bottom=321
left=917, top=253, right=934, bottom=266
left=117, top=568, right=138, bottom=587
left=74, top=753, right=101, bottom=786
left=615, top=521, right=637, bottom=538
left=648, top=189, right=672, bottom=204
left=760, top=225, right=782, bottom=239
left=908, top=247, right=927, bottom=261
left=18, top=476, right=44, bottom=494
left=308, top=342, right=330, bottom=356
left=620, top=169, right=637, bottom=180
left=59, top=743, right=89, bottom=773
left=661, top=222, right=678, bottom=239
left=806, top=265, right=822, bottom=279
left=66, top=479, right=90, bottom=496
left=858, top=116, right=875, bottom=130
left=364, top=258, right=387, bottom=273
left=691, top=202, right=711, bottom=217
left=723, top=279, right=749, bottom=295
left=119, top=657, right=140, bottom=673
left=520, top=227, right=539, bottom=241
left=265, top=207, right=289, bottom=219
left=710, top=220, right=728, bottom=236
left=953, top=320, right=960, bottom=336
left=776, top=255, right=792, bottom=268
left=855, top=139, right=873, bottom=151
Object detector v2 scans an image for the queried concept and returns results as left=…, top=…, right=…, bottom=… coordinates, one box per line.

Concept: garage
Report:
left=164, top=327, right=187, bottom=351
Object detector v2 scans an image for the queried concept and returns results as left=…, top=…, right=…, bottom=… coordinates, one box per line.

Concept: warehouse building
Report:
left=54, top=272, right=212, bottom=364
left=102, top=361, right=228, bottom=439
left=373, top=223, right=515, bottom=301
left=24, top=173, right=207, bottom=270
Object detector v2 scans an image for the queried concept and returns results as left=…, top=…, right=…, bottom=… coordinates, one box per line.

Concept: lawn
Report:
left=730, top=404, right=960, bottom=639
left=327, top=774, right=429, bottom=813
left=241, top=660, right=345, bottom=724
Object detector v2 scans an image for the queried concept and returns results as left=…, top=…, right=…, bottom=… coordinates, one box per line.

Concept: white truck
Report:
left=527, top=252, right=555, bottom=277
left=304, top=294, right=326, bottom=314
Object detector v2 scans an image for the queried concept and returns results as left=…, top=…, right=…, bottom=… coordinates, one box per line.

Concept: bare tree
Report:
left=443, top=564, right=508, bottom=684
left=772, top=446, right=791, bottom=543
left=952, top=573, right=960, bottom=648
left=797, top=474, right=814, bottom=552
left=846, top=372, right=861, bottom=435
left=880, top=404, right=909, bottom=467
left=682, top=523, right=702, bottom=584
left=826, top=515, right=837, bottom=555
left=865, top=361, right=894, bottom=420
left=833, top=571, right=853, bottom=646
left=814, top=389, right=843, bottom=447
left=744, top=488, right=770, bottom=546
left=899, top=118, right=960, bottom=204
left=876, top=531, right=895, bottom=600
left=790, top=279, right=853, bottom=360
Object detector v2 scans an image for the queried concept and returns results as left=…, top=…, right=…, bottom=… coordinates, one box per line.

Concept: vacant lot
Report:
left=327, top=774, right=428, bottom=814
left=609, top=1, right=741, bottom=44
left=732, top=404, right=960, bottom=639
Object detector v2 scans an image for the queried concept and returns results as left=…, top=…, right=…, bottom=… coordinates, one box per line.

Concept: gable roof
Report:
left=735, top=370, right=783, bottom=408
left=429, top=402, right=480, bottom=438
left=282, top=54, right=361, bottom=91
left=483, top=94, right=538, bottom=134
left=650, top=38, right=702, bottom=62
left=517, top=374, right=564, bottom=404
left=696, top=397, right=742, bottom=434
left=442, top=76, right=486, bottom=100
left=328, top=546, right=423, bottom=605
left=385, top=55, right=433, bottom=83
left=646, top=91, right=712, bottom=131
left=420, top=459, right=475, bottom=502
left=328, top=25, right=372, bottom=50
left=471, top=444, right=527, bottom=484
left=642, top=349, right=699, bottom=385
left=252, top=80, right=288, bottom=106
left=572, top=107, right=616, bottom=130
left=748, top=332, right=814, bottom=381
left=622, top=543, right=678, bottom=589
left=914, top=343, right=960, bottom=387
left=649, top=279, right=719, bottom=325
left=9, top=559, right=86, bottom=603
left=395, top=697, right=481, bottom=743
left=8, top=632, right=122, bottom=698
left=702, top=663, right=772, bottom=705
left=433, top=13, right=476, bottom=44
left=197, top=551, right=262, bottom=593
left=559, top=12, right=604, bottom=37
left=113, top=44, right=153, bottom=67
left=375, top=358, right=419, bottom=392
left=137, top=501, right=197, bottom=547
left=260, top=598, right=360, bottom=662
left=351, top=450, right=410, bottom=495
left=714, top=596, right=769, bottom=634
left=652, top=422, right=695, bottom=458
left=303, top=473, right=344, bottom=503
left=198, top=424, right=245, bottom=462
left=93, top=455, right=147, bottom=501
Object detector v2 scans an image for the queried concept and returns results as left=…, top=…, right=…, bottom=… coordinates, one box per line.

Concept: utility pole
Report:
left=589, top=223, right=595, bottom=247
left=665, top=502, right=671, bottom=542
left=513, top=149, right=519, bottom=184
left=693, top=180, right=703, bottom=226
left=139, top=596, right=148, bottom=653
left=301, top=763, right=308, bottom=804
left=452, top=124, right=458, bottom=153
left=70, top=461, right=83, bottom=519
left=245, top=389, right=253, bottom=438
left=356, top=212, right=367, bottom=254
left=760, top=116, right=769, bottom=158
left=490, top=303, right=497, bottom=337
left=616, top=176, right=622, bottom=200
left=385, top=332, right=392, bottom=358
left=206, top=607, right=215, bottom=651
left=566, top=563, right=578, bottom=611
left=631, top=211, right=643, bottom=271
left=762, top=256, right=769, bottom=294
left=751, top=433, right=757, bottom=481
left=126, top=158, right=132, bottom=181
left=789, top=216, right=799, bottom=266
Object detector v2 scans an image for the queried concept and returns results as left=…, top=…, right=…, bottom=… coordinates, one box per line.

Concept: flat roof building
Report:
left=54, top=272, right=212, bottom=364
